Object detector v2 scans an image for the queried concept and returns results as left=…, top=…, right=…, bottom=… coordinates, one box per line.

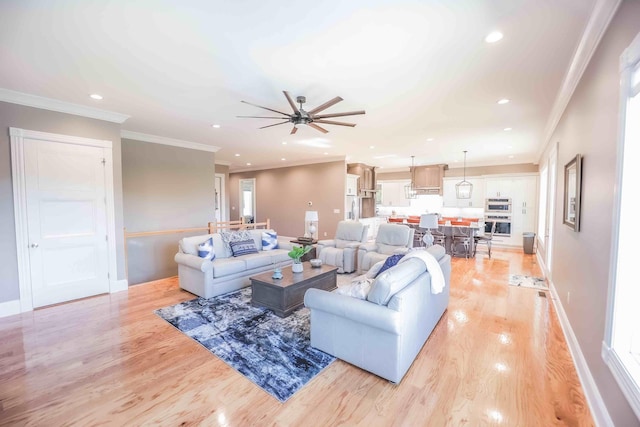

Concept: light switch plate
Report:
left=333, top=209, right=340, bottom=214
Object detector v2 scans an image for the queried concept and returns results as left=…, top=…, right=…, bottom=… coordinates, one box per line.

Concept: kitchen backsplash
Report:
left=376, top=195, right=484, bottom=219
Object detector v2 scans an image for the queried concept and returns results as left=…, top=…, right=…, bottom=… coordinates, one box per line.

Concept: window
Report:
left=603, top=32, right=640, bottom=420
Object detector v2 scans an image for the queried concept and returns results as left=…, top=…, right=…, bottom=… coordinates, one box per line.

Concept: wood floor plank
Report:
left=0, top=250, right=594, bottom=426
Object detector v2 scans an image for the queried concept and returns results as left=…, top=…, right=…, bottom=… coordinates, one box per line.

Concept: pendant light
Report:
left=456, top=150, right=473, bottom=199
left=404, top=156, right=417, bottom=199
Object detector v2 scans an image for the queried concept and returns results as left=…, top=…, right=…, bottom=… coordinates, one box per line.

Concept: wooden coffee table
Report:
left=250, top=263, right=338, bottom=317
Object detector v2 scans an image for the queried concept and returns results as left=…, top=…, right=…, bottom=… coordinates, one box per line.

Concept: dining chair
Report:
left=474, top=221, right=496, bottom=258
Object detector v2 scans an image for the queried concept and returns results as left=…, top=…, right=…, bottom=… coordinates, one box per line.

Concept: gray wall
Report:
left=229, top=161, right=346, bottom=239
left=548, top=1, right=640, bottom=425
left=0, top=101, right=126, bottom=304
left=122, top=139, right=215, bottom=285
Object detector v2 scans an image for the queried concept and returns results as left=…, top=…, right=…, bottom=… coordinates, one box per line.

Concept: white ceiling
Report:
left=0, top=0, right=598, bottom=172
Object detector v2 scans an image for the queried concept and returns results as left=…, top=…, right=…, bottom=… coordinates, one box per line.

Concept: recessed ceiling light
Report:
left=246, top=162, right=251, bottom=166
left=503, top=127, right=512, bottom=131
left=234, top=153, right=240, bottom=157
left=497, top=98, right=510, bottom=105
left=426, top=138, right=434, bottom=142
left=323, top=152, right=329, bottom=155
left=282, top=142, right=287, bottom=145
left=90, top=94, right=103, bottom=100
left=281, top=158, right=286, bottom=161
left=212, top=124, right=221, bottom=128
left=508, top=155, right=515, bottom=159
left=485, top=31, right=503, bottom=43
left=369, top=145, right=375, bottom=149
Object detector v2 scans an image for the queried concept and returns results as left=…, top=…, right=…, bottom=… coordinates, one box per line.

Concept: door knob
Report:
left=30, top=243, right=39, bottom=248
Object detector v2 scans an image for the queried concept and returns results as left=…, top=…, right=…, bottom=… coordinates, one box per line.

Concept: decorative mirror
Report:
left=563, top=154, right=582, bottom=231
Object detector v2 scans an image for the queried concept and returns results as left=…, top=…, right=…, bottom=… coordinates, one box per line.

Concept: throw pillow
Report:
left=261, top=230, right=279, bottom=251
left=375, top=253, right=405, bottom=278
left=197, top=237, right=215, bottom=260
left=220, top=230, right=253, bottom=256
left=230, top=239, right=259, bottom=257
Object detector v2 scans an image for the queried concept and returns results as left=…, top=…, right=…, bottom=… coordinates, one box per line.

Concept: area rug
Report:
left=155, top=288, right=335, bottom=402
left=509, top=274, right=548, bottom=290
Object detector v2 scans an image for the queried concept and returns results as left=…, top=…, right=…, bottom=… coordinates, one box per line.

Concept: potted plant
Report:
left=288, top=245, right=312, bottom=273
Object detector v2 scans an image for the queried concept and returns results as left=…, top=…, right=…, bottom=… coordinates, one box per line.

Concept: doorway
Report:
left=11, top=128, right=119, bottom=311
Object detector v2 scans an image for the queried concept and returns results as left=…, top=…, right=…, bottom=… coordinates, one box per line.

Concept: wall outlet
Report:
left=324, top=231, right=328, bottom=237
left=333, top=208, right=340, bottom=214
left=567, top=291, right=570, bottom=305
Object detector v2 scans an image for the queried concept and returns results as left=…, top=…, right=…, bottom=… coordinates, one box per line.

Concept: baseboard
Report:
left=111, top=279, right=129, bottom=293
left=548, top=279, right=614, bottom=427
left=0, top=299, right=22, bottom=318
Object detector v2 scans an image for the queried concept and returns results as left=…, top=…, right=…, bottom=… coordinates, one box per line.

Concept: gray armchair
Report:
left=317, top=220, right=369, bottom=273
left=357, top=223, right=415, bottom=273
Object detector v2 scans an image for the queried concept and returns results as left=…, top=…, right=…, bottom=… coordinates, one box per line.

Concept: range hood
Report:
left=410, top=164, right=447, bottom=195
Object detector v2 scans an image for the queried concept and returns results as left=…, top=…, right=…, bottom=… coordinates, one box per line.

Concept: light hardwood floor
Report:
left=0, top=249, right=594, bottom=426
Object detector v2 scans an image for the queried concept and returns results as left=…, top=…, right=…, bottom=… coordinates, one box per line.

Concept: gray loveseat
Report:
left=304, top=245, right=451, bottom=383
left=175, top=229, right=294, bottom=299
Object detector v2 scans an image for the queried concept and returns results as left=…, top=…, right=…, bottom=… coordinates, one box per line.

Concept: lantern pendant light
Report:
left=456, top=150, right=473, bottom=199
left=404, top=155, right=417, bottom=199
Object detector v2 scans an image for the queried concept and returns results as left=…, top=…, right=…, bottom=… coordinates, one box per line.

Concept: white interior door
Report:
left=25, top=138, right=110, bottom=308
left=214, top=173, right=226, bottom=222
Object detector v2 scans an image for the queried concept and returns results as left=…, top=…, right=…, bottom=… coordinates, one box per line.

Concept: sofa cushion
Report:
left=230, top=239, right=259, bottom=257
left=197, top=237, right=216, bottom=260
left=261, top=230, right=278, bottom=250
left=269, top=251, right=291, bottom=265
left=367, top=258, right=426, bottom=305
left=335, top=276, right=373, bottom=300
left=242, top=252, right=275, bottom=270
left=212, top=258, right=247, bottom=278
left=376, top=224, right=411, bottom=246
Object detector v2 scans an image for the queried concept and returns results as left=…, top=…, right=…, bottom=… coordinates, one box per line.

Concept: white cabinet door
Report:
left=346, top=174, right=359, bottom=196
left=380, top=182, right=410, bottom=207
left=485, top=178, right=514, bottom=198
left=442, top=178, right=458, bottom=207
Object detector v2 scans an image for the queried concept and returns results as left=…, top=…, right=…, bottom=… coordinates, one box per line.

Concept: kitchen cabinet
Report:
left=442, top=177, right=485, bottom=208
left=485, top=178, right=514, bottom=198
left=510, top=176, right=538, bottom=237
left=379, top=181, right=410, bottom=207
left=346, top=174, right=359, bottom=196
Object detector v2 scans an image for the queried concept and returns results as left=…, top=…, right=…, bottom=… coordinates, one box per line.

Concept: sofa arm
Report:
left=393, top=247, right=411, bottom=255
left=174, top=252, right=214, bottom=273
left=304, top=288, right=400, bottom=335
left=358, top=242, right=379, bottom=253
left=317, top=239, right=336, bottom=248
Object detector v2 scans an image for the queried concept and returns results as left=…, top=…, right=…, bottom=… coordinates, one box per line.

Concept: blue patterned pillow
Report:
left=197, top=237, right=215, bottom=260
left=261, top=230, right=279, bottom=251
left=375, top=254, right=405, bottom=278
left=230, top=239, right=259, bottom=257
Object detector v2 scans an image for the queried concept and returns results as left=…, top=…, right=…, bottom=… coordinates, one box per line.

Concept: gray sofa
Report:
left=304, top=245, right=451, bottom=383
left=174, top=229, right=294, bottom=299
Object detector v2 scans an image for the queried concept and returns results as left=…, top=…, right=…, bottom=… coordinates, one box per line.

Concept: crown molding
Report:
left=538, top=0, right=622, bottom=161
left=0, top=88, right=130, bottom=123
left=230, top=155, right=345, bottom=173
left=215, top=160, right=232, bottom=166
left=121, top=130, right=220, bottom=153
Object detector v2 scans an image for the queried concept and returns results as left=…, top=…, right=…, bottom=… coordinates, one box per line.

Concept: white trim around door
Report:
left=10, top=128, right=123, bottom=313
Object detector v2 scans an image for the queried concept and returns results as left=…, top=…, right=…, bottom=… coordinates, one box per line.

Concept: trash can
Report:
left=523, top=232, right=536, bottom=254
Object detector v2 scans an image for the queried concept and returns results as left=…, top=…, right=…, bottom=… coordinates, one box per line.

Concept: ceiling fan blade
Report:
left=283, top=91, right=300, bottom=114
left=258, top=120, right=290, bottom=129
left=290, top=126, right=298, bottom=135
left=237, top=115, right=290, bottom=119
left=314, top=119, right=356, bottom=127
left=241, top=100, right=291, bottom=117
left=307, top=123, right=329, bottom=134
left=307, top=96, right=343, bottom=115
left=313, top=110, right=366, bottom=119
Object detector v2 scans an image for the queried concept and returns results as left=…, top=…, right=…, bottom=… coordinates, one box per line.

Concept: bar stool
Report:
left=474, top=222, right=496, bottom=258
left=451, top=226, right=473, bottom=258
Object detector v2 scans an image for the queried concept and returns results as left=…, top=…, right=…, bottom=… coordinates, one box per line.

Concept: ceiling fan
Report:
left=238, top=91, right=365, bottom=134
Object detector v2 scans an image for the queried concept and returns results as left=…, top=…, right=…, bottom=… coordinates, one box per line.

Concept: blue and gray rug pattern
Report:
left=155, top=288, right=335, bottom=402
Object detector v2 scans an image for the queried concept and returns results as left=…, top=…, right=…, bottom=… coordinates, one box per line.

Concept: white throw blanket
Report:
left=398, top=250, right=446, bottom=294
